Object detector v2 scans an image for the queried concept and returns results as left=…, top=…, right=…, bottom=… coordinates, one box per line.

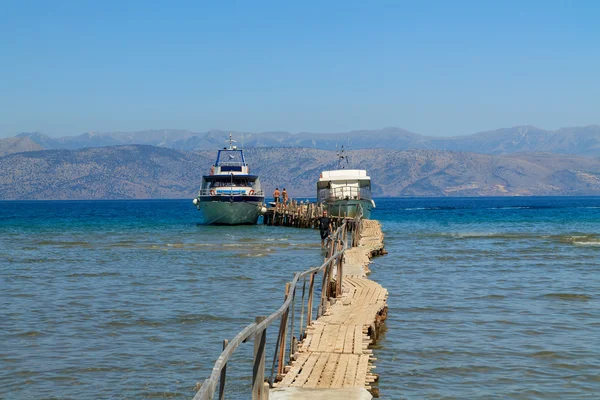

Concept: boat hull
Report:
left=325, top=199, right=373, bottom=219
left=197, top=196, right=264, bottom=225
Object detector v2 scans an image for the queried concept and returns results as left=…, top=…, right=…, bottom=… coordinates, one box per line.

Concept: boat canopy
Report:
left=215, top=149, right=246, bottom=167
left=318, top=170, right=371, bottom=190
left=319, top=169, right=370, bottom=181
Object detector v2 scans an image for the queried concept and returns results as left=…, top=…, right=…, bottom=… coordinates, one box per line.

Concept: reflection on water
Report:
left=2, top=198, right=600, bottom=399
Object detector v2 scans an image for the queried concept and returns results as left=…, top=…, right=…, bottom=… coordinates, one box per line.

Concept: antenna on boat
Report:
left=226, top=133, right=237, bottom=150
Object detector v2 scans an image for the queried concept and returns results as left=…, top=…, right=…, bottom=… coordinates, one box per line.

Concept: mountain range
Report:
left=3, top=125, right=600, bottom=156
left=2, top=145, right=600, bottom=200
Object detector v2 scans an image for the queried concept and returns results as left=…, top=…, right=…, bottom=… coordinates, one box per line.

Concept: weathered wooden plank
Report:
left=343, top=354, right=359, bottom=388
left=291, top=353, right=320, bottom=387
left=334, top=325, right=346, bottom=353
left=325, top=325, right=341, bottom=353
left=354, top=354, right=370, bottom=388
left=316, top=352, right=339, bottom=388
left=308, top=324, right=324, bottom=352
left=353, top=325, right=363, bottom=355
left=280, top=353, right=309, bottom=386
left=342, top=324, right=355, bottom=354
left=317, top=325, right=337, bottom=353
left=330, top=353, right=351, bottom=388
left=304, top=352, right=330, bottom=388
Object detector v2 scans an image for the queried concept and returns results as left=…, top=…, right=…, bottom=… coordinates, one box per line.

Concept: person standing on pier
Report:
left=282, top=188, right=288, bottom=207
left=319, top=210, right=332, bottom=248
left=273, top=187, right=281, bottom=208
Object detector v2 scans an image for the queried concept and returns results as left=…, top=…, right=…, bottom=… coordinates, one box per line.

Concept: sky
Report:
left=0, top=0, right=599, bottom=138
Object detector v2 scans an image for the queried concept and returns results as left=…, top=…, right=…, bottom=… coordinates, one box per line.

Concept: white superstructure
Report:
left=317, top=169, right=375, bottom=219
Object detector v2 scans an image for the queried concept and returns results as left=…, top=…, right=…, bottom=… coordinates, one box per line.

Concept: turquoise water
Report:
left=1, top=198, right=600, bottom=399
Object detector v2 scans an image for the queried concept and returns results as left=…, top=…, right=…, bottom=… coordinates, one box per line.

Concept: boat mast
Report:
left=336, top=145, right=349, bottom=169
left=226, top=133, right=236, bottom=150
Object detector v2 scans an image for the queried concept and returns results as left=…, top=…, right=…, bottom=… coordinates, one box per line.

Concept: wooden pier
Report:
left=192, top=208, right=387, bottom=400
left=270, top=219, right=386, bottom=399
left=262, top=201, right=346, bottom=230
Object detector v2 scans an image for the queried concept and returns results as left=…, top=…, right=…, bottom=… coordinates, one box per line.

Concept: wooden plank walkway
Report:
left=271, top=220, right=387, bottom=399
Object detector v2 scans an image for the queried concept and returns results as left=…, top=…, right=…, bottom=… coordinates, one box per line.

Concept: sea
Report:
left=1, top=197, right=599, bottom=399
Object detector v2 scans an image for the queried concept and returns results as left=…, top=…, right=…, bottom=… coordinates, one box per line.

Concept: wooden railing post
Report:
left=328, top=236, right=335, bottom=259
left=289, top=287, right=296, bottom=364
left=299, top=278, right=306, bottom=340
left=306, top=272, right=315, bottom=327
left=336, top=253, right=343, bottom=297
left=218, top=339, right=228, bottom=400
left=252, top=316, right=267, bottom=400
left=319, top=260, right=331, bottom=314
left=277, top=283, right=290, bottom=374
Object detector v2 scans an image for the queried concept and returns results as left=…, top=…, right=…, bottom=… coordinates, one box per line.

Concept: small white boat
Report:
left=193, top=135, right=266, bottom=224
left=317, top=147, right=375, bottom=219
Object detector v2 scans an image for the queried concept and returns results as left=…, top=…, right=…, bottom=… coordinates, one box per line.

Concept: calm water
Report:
left=1, top=198, right=600, bottom=399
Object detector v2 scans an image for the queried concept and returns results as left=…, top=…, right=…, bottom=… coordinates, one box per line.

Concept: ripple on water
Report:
left=527, top=350, right=570, bottom=360
left=237, top=252, right=268, bottom=258
left=14, top=330, right=44, bottom=338
left=172, top=313, right=230, bottom=324
left=541, top=293, right=593, bottom=301
left=34, top=240, right=91, bottom=247
left=138, top=391, right=185, bottom=398
left=573, top=240, right=600, bottom=246
left=466, top=294, right=506, bottom=300
left=102, top=313, right=236, bottom=329
left=399, top=307, right=455, bottom=313
left=521, top=329, right=544, bottom=336
left=67, top=272, right=121, bottom=278
left=209, top=275, right=253, bottom=281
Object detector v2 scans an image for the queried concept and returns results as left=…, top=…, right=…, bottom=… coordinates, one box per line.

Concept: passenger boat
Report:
left=193, top=135, right=266, bottom=224
left=317, top=147, right=375, bottom=219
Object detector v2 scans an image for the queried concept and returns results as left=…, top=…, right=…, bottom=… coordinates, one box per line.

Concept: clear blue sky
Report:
left=1, top=0, right=598, bottom=137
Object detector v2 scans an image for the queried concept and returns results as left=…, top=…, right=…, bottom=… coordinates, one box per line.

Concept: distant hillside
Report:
left=0, top=137, right=44, bottom=156
left=1, top=145, right=600, bottom=200
left=0, top=146, right=212, bottom=200
left=7, top=125, right=600, bottom=156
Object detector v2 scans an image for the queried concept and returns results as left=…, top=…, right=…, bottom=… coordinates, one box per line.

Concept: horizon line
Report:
left=5, top=123, right=600, bottom=140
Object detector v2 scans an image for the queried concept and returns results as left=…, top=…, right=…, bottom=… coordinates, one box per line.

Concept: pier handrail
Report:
left=192, top=215, right=358, bottom=400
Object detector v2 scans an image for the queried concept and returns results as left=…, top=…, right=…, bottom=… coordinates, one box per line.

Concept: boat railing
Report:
left=198, top=189, right=264, bottom=196
left=317, top=186, right=372, bottom=202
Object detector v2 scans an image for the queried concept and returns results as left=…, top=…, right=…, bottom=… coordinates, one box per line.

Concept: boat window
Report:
left=208, top=178, right=255, bottom=188
left=221, top=166, right=243, bottom=172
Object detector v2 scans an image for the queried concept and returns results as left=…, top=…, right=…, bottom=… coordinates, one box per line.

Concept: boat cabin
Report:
left=317, top=169, right=372, bottom=202
left=199, top=148, right=263, bottom=196
left=200, top=174, right=262, bottom=196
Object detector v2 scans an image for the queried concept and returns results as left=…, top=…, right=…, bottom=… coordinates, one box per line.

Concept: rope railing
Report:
left=192, top=214, right=362, bottom=400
